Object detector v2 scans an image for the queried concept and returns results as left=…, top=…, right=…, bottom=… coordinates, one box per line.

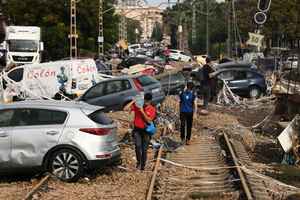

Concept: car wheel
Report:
left=249, top=86, right=261, bottom=99
left=49, top=149, right=84, bottom=182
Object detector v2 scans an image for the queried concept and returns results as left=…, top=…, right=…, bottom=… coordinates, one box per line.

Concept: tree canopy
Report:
left=2, top=0, right=119, bottom=60
left=163, top=0, right=300, bottom=57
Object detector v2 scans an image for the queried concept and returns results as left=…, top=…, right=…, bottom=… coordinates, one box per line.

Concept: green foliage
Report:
left=151, top=22, right=163, bottom=42
left=3, top=0, right=119, bottom=60
left=164, top=0, right=300, bottom=56
left=163, top=0, right=227, bottom=57
left=127, top=18, right=142, bottom=44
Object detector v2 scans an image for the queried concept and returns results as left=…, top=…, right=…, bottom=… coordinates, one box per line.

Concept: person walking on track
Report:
left=124, top=93, right=157, bottom=170
left=201, top=57, right=214, bottom=110
left=179, top=81, right=197, bottom=145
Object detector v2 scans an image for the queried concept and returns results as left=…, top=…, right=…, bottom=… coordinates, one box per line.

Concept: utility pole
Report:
left=178, top=0, right=183, bottom=50
left=192, top=1, right=197, bottom=45
left=206, top=0, right=209, bottom=55
left=227, top=0, right=231, bottom=57
left=123, top=15, right=127, bottom=41
left=69, top=0, right=78, bottom=59
left=118, top=0, right=127, bottom=42
left=98, top=0, right=104, bottom=58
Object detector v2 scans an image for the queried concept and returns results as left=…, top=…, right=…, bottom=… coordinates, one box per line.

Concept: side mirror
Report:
left=39, top=42, right=44, bottom=51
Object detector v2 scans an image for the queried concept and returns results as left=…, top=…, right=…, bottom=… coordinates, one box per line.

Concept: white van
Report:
left=1, top=59, right=99, bottom=102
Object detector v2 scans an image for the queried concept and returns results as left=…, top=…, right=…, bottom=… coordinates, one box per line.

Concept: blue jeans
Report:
left=133, top=128, right=150, bottom=170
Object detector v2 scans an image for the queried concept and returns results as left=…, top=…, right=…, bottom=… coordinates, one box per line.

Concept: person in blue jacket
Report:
left=179, top=81, right=197, bottom=145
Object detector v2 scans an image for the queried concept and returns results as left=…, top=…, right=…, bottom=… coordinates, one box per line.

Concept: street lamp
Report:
left=135, top=28, right=139, bottom=43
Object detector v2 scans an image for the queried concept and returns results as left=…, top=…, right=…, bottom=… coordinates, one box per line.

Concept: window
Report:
left=247, top=72, right=255, bottom=79
left=8, top=68, right=24, bottom=82
left=104, top=80, right=124, bottom=95
left=11, top=109, right=67, bottom=126
left=8, top=40, right=38, bottom=52
left=136, top=75, right=158, bottom=87
left=233, top=71, right=247, bottom=80
left=0, top=109, right=14, bottom=127
left=84, top=83, right=104, bottom=99
left=162, top=73, right=185, bottom=83
left=88, top=110, right=113, bottom=125
left=218, top=71, right=234, bottom=81
left=122, top=80, right=132, bottom=90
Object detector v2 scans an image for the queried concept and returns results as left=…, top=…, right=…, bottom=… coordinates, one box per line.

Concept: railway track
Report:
left=147, top=129, right=273, bottom=200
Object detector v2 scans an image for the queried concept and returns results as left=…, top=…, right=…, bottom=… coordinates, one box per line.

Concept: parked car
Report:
left=216, top=61, right=258, bottom=70
left=156, top=71, right=186, bottom=95
left=169, top=50, right=192, bottom=62
left=118, top=56, right=165, bottom=72
left=128, top=44, right=142, bottom=55
left=80, top=75, right=165, bottom=111
left=117, top=57, right=148, bottom=69
left=215, top=68, right=267, bottom=98
left=0, top=100, right=120, bottom=182
left=284, top=56, right=298, bottom=69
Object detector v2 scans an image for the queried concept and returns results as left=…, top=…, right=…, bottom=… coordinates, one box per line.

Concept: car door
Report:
left=228, top=70, right=249, bottom=93
left=81, top=81, right=105, bottom=105
left=99, top=80, right=133, bottom=111
left=10, top=108, right=67, bottom=168
left=0, top=109, right=14, bottom=171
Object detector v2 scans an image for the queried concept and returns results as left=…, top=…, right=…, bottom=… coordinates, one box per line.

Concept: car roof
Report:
left=1, top=100, right=103, bottom=112
left=217, top=61, right=254, bottom=68
left=216, top=67, right=261, bottom=74
left=94, top=74, right=148, bottom=83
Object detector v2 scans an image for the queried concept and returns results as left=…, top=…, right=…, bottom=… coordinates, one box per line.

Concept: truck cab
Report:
left=5, top=26, right=44, bottom=66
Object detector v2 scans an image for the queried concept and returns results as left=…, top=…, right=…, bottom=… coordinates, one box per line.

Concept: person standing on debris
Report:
left=124, top=93, right=157, bottom=170
left=179, top=81, right=197, bottom=145
left=201, top=57, right=214, bottom=110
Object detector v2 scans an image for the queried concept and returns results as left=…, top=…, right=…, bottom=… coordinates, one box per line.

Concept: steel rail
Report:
left=146, top=127, right=167, bottom=200
left=23, top=174, right=51, bottom=200
left=223, top=133, right=254, bottom=200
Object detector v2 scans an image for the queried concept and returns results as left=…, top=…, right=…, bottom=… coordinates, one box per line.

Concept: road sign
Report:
left=254, top=12, right=267, bottom=25
left=98, top=36, right=104, bottom=43
left=257, top=0, right=272, bottom=12
left=246, top=32, right=264, bottom=47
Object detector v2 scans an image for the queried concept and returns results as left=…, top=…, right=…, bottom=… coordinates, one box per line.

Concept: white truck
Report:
left=4, top=26, right=43, bottom=66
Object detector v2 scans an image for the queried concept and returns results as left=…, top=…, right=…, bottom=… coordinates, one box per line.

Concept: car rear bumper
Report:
left=87, top=149, right=121, bottom=169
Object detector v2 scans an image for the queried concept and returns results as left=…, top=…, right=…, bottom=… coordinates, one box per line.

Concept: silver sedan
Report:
left=0, top=100, right=120, bottom=182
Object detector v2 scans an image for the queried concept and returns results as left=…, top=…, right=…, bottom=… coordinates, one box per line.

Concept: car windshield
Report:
left=136, top=75, right=158, bottom=86
left=8, top=39, right=38, bottom=52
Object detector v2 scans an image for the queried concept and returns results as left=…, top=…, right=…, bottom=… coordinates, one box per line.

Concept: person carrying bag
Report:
left=124, top=93, right=157, bottom=171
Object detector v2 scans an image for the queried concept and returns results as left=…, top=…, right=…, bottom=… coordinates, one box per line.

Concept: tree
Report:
left=163, top=0, right=227, bottom=56
left=151, top=22, right=163, bottom=42
left=2, top=0, right=119, bottom=60
left=127, top=18, right=142, bottom=44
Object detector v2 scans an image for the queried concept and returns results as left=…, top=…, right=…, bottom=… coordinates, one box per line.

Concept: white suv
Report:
left=169, top=49, right=192, bottom=62
left=0, top=100, right=120, bottom=182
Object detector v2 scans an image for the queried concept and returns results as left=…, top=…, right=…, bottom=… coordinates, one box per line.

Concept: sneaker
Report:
left=186, top=140, right=191, bottom=145
left=140, top=165, right=145, bottom=171
left=136, top=163, right=140, bottom=169
left=181, top=139, right=186, bottom=145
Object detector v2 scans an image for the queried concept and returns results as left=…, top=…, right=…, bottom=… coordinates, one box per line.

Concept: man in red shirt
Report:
left=124, top=93, right=156, bottom=170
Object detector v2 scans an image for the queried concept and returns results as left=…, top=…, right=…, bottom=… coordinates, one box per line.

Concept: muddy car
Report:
left=0, top=100, right=120, bottom=182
